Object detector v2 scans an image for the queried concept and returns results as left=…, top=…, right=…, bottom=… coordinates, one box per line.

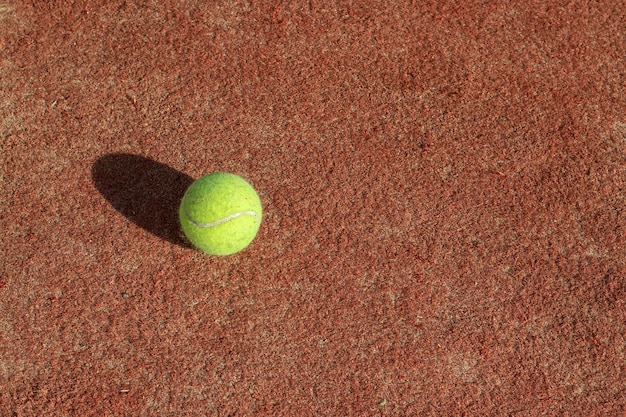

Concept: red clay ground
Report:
left=1, top=1, right=625, bottom=416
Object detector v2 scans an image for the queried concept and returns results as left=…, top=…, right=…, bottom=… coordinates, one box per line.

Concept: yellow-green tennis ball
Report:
left=179, top=172, right=262, bottom=256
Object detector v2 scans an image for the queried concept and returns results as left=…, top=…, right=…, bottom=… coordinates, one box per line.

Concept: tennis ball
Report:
left=179, top=172, right=262, bottom=256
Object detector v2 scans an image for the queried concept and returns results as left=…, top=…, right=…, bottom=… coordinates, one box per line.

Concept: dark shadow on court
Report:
left=92, top=153, right=194, bottom=248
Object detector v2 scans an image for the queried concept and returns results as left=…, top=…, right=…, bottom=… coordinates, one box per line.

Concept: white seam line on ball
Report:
left=183, top=204, right=259, bottom=228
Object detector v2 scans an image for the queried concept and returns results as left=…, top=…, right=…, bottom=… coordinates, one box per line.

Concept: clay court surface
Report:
left=1, top=1, right=625, bottom=415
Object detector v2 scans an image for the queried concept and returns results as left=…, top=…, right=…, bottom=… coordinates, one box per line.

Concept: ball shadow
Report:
left=92, top=153, right=194, bottom=248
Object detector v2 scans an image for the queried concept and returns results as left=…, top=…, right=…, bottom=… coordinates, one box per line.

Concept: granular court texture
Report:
left=1, top=1, right=625, bottom=416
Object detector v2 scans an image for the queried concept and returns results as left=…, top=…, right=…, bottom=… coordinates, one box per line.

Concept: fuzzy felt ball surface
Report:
left=179, top=173, right=262, bottom=256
